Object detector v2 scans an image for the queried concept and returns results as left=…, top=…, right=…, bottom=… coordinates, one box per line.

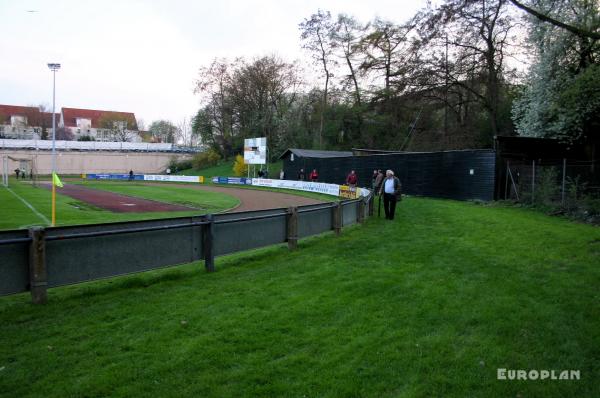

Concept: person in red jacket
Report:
left=346, top=170, right=358, bottom=188
left=309, top=169, right=319, bottom=182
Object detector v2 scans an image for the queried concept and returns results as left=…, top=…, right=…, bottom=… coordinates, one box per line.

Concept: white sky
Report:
left=0, top=0, right=427, bottom=127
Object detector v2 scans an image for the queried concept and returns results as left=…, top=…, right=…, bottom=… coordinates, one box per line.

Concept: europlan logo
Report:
left=497, top=368, right=581, bottom=381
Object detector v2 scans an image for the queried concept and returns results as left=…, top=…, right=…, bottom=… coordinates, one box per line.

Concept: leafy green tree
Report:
left=98, top=114, right=137, bottom=142
left=148, top=120, right=178, bottom=143
left=512, top=0, right=600, bottom=142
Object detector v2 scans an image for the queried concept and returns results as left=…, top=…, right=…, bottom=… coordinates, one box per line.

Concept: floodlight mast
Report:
left=47, top=63, right=60, bottom=226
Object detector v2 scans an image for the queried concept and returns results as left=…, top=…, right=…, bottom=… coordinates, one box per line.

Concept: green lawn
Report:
left=1, top=198, right=599, bottom=397
left=0, top=178, right=239, bottom=230
left=178, top=159, right=283, bottom=178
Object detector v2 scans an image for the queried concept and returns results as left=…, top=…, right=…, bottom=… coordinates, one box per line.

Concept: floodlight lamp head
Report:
left=47, top=63, right=61, bottom=71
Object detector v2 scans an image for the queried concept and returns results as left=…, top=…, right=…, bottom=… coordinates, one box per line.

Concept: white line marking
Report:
left=5, top=187, right=50, bottom=225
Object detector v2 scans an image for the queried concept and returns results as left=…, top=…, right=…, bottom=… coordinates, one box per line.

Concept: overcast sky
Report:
left=0, top=0, right=427, bottom=128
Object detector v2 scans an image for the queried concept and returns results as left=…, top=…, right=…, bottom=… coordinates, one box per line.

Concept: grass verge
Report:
left=1, top=198, right=598, bottom=397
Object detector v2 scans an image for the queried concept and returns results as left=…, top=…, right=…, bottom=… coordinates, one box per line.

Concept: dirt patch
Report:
left=43, top=184, right=194, bottom=213
left=184, top=185, right=325, bottom=212
left=47, top=182, right=326, bottom=214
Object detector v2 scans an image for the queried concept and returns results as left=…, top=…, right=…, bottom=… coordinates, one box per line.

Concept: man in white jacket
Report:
left=379, top=170, right=401, bottom=220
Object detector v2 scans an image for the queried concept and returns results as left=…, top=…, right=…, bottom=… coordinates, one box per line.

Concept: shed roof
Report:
left=279, top=148, right=353, bottom=159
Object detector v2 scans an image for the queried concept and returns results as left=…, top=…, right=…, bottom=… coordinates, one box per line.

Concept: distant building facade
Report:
left=60, top=107, right=141, bottom=142
left=0, top=104, right=141, bottom=142
left=0, top=105, right=58, bottom=140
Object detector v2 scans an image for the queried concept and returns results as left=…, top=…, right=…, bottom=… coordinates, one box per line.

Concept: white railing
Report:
left=0, top=139, right=178, bottom=152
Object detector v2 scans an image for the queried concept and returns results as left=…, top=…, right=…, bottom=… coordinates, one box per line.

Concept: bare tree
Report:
left=300, top=10, right=336, bottom=148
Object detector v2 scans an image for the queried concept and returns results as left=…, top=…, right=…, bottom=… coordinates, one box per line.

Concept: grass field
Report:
left=0, top=178, right=239, bottom=230
left=178, top=159, right=283, bottom=178
left=1, top=198, right=598, bottom=397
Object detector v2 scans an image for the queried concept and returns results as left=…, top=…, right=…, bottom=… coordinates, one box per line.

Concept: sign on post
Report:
left=244, top=137, right=267, bottom=165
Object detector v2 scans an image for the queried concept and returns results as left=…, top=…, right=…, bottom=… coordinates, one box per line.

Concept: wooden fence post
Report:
left=286, top=207, right=298, bottom=250
left=28, top=227, right=47, bottom=304
left=333, top=202, right=342, bottom=236
left=202, top=214, right=215, bottom=272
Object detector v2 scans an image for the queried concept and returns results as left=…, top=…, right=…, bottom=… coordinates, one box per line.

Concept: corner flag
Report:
left=52, top=172, right=63, bottom=188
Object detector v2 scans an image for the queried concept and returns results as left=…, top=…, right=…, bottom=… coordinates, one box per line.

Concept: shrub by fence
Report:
left=0, top=196, right=372, bottom=303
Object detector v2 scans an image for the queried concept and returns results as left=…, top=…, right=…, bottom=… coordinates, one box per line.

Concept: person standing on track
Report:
left=298, top=168, right=306, bottom=181
left=346, top=170, right=358, bottom=188
left=379, top=170, right=401, bottom=220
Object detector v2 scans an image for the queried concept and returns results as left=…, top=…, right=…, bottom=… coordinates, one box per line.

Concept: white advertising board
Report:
left=143, top=175, right=202, bottom=183
left=244, top=137, right=267, bottom=164
left=252, top=178, right=340, bottom=197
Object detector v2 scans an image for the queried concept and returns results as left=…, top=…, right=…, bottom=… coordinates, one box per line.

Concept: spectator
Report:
left=309, top=169, right=319, bottom=182
left=371, top=170, right=378, bottom=190
left=14, top=169, right=20, bottom=179
left=374, top=169, right=384, bottom=194
left=378, top=170, right=401, bottom=220
left=279, top=169, right=285, bottom=180
left=129, top=170, right=134, bottom=181
left=258, top=169, right=264, bottom=178
left=298, top=168, right=306, bottom=181
left=346, top=170, right=358, bottom=188
left=21, top=168, right=26, bottom=179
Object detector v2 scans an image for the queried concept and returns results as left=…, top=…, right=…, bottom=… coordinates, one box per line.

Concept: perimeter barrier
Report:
left=0, top=194, right=372, bottom=303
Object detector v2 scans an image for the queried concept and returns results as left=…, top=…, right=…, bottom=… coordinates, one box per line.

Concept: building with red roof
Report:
left=0, top=104, right=141, bottom=142
left=0, top=104, right=59, bottom=139
left=60, top=107, right=140, bottom=142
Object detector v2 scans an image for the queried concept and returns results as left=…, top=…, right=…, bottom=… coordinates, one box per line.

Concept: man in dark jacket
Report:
left=298, top=168, right=306, bottom=181
left=378, top=170, right=401, bottom=220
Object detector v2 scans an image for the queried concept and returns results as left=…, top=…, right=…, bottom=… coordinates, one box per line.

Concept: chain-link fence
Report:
left=503, top=159, right=600, bottom=218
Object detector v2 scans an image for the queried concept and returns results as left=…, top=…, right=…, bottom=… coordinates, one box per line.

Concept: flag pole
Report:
left=52, top=182, right=56, bottom=226
left=48, top=63, right=61, bottom=226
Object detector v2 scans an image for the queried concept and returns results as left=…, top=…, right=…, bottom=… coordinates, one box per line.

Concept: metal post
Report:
left=505, top=161, right=510, bottom=200
left=286, top=206, right=298, bottom=250
left=51, top=69, right=56, bottom=174
left=531, top=160, right=536, bottom=204
left=28, top=227, right=47, bottom=304
left=48, top=63, right=60, bottom=226
left=561, top=158, right=567, bottom=206
left=202, top=214, right=215, bottom=272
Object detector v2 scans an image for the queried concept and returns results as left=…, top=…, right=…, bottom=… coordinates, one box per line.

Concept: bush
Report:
left=233, top=154, right=248, bottom=176
left=167, top=156, right=193, bottom=173
left=192, top=149, right=221, bottom=170
left=535, top=167, right=559, bottom=206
